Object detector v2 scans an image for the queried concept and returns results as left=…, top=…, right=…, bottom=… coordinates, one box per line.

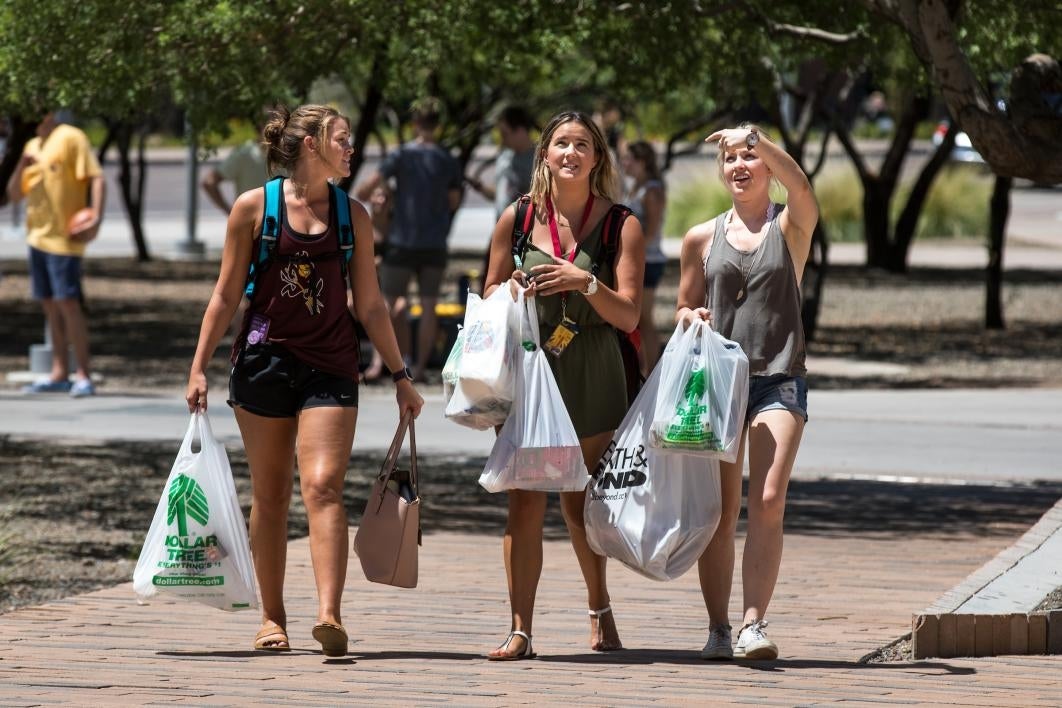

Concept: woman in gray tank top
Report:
left=675, top=124, right=819, bottom=661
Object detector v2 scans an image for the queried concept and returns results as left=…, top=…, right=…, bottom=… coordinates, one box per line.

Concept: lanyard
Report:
left=546, top=193, right=595, bottom=263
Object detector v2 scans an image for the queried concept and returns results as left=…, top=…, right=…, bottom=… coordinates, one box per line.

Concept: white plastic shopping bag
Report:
left=585, top=365, right=722, bottom=581
left=648, top=321, right=749, bottom=463
left=445, top=285, right=521, bottom=430
left=133, top=412, right=258, bottom=611
left=479, top=286, right=587, bottom=493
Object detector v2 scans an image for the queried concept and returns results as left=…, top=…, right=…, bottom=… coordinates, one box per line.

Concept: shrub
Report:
left=663, top=163, right=991, bottom=244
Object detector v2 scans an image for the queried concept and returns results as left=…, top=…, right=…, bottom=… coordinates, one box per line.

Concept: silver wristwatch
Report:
left=745, top=130, right=760, bottom=150
left=584, top=273, right=599, bottom=295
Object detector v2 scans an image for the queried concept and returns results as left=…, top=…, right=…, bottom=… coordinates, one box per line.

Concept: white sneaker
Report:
left=734, top=620, right=778, bottom=660
left=700, top=624, right=733, bottom=660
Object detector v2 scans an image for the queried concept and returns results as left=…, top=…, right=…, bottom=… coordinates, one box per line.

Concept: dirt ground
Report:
left=1, top=252, right=1061, bottom=616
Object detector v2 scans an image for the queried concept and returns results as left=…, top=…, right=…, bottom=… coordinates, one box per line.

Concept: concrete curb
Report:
left=911, top=495, right=1062, bottom=658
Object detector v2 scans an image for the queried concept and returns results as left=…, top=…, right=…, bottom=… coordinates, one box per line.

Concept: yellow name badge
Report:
left=543, top=317, right=580, bottom=357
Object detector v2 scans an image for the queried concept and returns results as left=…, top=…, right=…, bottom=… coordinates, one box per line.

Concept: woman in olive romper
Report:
left=482, top=111, right=646, bottom=660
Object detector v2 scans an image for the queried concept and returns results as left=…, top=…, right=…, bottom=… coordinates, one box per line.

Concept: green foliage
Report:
left=814, top=165, right=991, bottom=242
left=665, top=163, right=990, bottom=244
left=663, top=178, right=733, bottom=239
left=914, top=166, right=992, bottom=240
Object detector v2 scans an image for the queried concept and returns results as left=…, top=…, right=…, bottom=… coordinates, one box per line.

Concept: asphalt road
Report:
left=2, top=386, right=1059, bottom=484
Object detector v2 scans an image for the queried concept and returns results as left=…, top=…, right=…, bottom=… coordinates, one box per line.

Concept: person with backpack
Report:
left=481, top=111, right=646, bottom=660
left=185, top=104, right=423, bottom=657
left=675, top=123, right=818, bottom=661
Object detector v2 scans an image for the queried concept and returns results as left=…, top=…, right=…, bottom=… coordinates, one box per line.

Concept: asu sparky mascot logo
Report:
left=280, top=251, right=325, bottom=315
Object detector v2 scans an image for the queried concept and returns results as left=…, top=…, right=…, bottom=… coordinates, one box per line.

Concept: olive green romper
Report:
left=518, top=218, right=627, bottom=438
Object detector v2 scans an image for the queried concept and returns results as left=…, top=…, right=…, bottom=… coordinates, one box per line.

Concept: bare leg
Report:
left=413, top=296, right=438, bottom=381
left=637, top=286, right=660, bottom=375
left=488, top=489, right=546, bottom=658
left=742, top=409, right=804, bottom=625
left=234, top=408, right=298, bottom=642
left=55, top=297, right=91, bottom=380
left=295, top=406, right=357, bottom=627
left=560, top=430, right=622, bottom=651
left=39, top=299, right=70, bottom=382
left=697, top=429, right=746, bottom=630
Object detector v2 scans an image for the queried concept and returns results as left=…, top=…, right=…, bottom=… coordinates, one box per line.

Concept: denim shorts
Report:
left=747, top=374, right=808, bottom=423
left=228, top=343, right=358, bottom=418
left=28, top=246, right=83, bottom=300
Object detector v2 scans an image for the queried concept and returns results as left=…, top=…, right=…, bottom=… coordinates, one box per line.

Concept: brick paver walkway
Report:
left=1, top=526, right=1059, bottom=706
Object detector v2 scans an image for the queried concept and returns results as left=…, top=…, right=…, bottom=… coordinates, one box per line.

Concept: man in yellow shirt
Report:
left=6, top=112, right=106, bottom=397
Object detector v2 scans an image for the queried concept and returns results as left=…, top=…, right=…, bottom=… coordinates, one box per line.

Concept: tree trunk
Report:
left=0, top=116, right=39, bottom=208
left=111, top=121, right=150, bottom=261
left=889, top=122, right=960, bottom=272
left=800, top=221, right=830, bottom=342
left=338, top=52, right=386, bottom=193
left=863, top=183, right=893, bottom=269
left=985, top=174, right=1011, bottom=330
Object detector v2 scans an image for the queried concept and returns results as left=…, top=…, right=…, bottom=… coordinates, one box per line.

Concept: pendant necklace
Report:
left=729, top=203, right=774, bottom=302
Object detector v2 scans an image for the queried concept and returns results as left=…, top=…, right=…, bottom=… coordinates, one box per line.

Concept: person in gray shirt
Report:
left=676, top=123, right=819, bottom=663
left=356, top=98, right=462, bottom=381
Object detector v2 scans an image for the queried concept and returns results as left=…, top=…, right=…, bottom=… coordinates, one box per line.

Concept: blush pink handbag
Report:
left=353, top=411, right=420, bottom=588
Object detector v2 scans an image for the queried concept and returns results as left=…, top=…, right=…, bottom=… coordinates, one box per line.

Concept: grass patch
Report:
left=665, top=165, right=993, bottom=243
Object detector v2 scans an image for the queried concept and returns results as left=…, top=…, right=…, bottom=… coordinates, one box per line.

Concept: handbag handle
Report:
left=375, top=411, right=419, bottom=496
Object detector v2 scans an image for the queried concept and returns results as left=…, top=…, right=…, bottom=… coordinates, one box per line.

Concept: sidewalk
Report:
left=1, top=387, right=1061, bottom=704
left=0, top=525, right=1058, bottom=704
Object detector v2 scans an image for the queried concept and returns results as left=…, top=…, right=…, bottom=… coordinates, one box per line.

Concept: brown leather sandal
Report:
left=253, top=623, right=291, bottom=651
left=311, top=621, right=348, bottom=657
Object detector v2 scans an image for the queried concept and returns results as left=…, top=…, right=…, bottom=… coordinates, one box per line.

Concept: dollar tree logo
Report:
left=167, top=474, right=209, bottom=537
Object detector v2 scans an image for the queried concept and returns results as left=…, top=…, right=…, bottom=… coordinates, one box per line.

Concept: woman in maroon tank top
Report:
left=185, top=105, right=423, bottom=657
left=675, top=124, right=819, bottom=661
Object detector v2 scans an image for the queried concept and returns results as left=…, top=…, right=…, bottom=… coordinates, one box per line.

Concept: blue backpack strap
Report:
left=245, top=176, right=284, bottom=298
left=330, top=182, right=354, bottom=288
left=331, top=183, right=354, bottom=262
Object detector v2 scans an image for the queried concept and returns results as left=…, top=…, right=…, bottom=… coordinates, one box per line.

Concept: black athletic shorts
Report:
left=228, top=342, right=358, bottom=418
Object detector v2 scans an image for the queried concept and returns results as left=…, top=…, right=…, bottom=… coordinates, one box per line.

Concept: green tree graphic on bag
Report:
left=167, top=474, right=209, bottom=536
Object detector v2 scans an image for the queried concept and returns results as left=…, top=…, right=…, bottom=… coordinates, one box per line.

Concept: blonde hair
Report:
left=262, top=104, right=349, bottom=177
left=528, top=111, right=620, bottom=207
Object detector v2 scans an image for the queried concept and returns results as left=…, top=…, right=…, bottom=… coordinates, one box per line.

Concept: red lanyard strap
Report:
left=546, top=194, right=595, bottom=263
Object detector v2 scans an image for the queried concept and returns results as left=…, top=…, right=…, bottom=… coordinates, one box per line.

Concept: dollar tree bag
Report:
left=479, top=286, right=587, bottom=493
left=648, top=322, right=749, bottom=463
left=445, top=285, right=521, bottom=430
left=133, top=412, right=258, bottom=611
left=585, top=365, right=722, bottom=581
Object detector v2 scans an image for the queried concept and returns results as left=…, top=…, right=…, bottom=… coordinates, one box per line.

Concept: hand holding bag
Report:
left=133, top=412, right=258, bottom=611
left=353, top=411, right=421, bottom=588
left=478, top=285, right=587, bottom=493
left=649, top=321, right=750, bottom=463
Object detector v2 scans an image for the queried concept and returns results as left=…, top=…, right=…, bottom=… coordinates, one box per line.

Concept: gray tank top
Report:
left=703, top=206, right=806, bottom=377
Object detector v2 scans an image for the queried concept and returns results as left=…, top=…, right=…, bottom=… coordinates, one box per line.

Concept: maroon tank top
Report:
left=235, top=189, right=359, bottom=378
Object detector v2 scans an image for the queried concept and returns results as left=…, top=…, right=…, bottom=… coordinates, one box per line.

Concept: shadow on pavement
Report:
left=2, top=438, right=1060, bottom=613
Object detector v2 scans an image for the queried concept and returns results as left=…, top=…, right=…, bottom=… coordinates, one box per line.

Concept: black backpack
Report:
left=509, top=195, right=644, bottom=401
